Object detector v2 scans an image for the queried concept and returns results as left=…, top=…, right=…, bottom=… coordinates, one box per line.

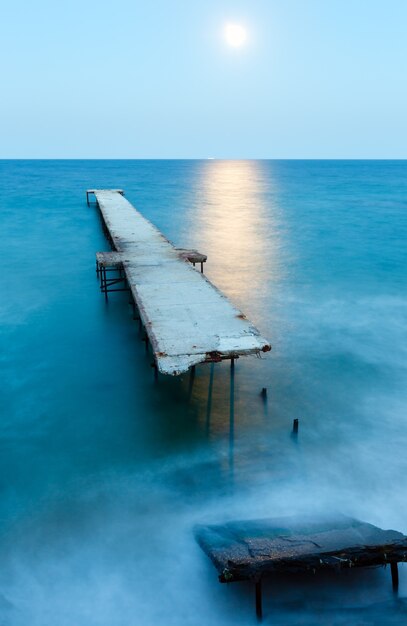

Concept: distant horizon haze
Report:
left=2, top=0, right=407, bottom=159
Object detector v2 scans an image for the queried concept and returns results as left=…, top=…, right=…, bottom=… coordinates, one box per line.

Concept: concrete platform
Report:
left=90, top=189, right=271, bottom=375
left=195, top=515, right=407, bottom=619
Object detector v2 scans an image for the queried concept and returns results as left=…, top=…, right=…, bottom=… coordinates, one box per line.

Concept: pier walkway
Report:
left=89, top=189, right=271, bottom=376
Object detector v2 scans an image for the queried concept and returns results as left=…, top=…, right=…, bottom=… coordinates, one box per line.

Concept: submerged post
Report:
left=391, top=562, right=399, bottom=592
left=255, top=580, right=263, bottom=621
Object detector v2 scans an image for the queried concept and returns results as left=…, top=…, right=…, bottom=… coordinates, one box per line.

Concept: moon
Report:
left=225, top=23, right=247, bottom=47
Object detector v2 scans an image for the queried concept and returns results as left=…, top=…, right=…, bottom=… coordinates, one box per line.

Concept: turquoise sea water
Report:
left=0, top=160, right=406, bottom=624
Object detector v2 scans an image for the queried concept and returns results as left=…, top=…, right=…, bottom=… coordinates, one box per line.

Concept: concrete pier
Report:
left=89, top=189, right=271, bottom=376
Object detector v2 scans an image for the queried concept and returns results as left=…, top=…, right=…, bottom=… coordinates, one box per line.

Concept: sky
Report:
left=2, top=0, right=407, bottom=158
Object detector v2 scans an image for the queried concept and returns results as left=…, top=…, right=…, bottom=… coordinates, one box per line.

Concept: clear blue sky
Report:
left=2, top=0, right=407, bottom=158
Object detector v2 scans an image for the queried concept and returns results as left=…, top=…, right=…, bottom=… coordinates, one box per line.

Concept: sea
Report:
left=0, top=160, right=406, bottom=625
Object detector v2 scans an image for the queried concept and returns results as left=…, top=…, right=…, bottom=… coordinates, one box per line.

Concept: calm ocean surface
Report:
left=0, top=160, right=406, bottom=624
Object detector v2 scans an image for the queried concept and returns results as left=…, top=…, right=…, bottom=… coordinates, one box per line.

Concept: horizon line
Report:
left=1, top=157, right=407, bottom=162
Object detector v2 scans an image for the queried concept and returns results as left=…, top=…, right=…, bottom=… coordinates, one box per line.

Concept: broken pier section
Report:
left=195, top=515, right=407, bottom=620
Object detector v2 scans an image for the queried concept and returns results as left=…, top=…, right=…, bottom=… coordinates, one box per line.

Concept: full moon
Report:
left=225, top=23, right=247, bottom=47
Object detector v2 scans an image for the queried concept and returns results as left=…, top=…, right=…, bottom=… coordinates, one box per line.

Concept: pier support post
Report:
left=255, top=581, right=263, bottom=621
left=102, top=267, right=108, bottom=301
left=143, top=334, right=149, bottom=353
left=205, top=363, right=215, bottom=436
left=188, top=365, right=196, bottom=399
left=152, top=363, right=158, bottom=381
left=229, top=358, right=235, bottom=482
left=391, top=562, right=399, bottom=592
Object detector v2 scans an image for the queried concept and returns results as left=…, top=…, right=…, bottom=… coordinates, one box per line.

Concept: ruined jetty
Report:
left=88, top=189, right=271, bottom=376
left=195, top=515, right=407, bottom=619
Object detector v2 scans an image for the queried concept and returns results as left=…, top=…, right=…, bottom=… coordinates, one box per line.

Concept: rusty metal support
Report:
left=229, top=358, right=235, bottom=480
left=98, top=264, right=129, bottom=297
left=103, top=267, right=108, bottom=301
left=205, top=363, right=215, bottom=436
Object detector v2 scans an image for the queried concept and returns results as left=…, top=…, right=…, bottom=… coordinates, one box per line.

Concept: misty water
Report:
left=0, top=160, right=406, bottom=625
